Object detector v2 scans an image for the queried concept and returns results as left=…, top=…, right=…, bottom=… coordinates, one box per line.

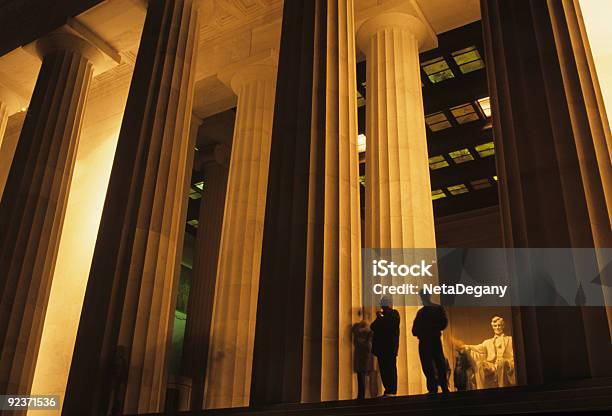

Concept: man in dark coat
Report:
left=412, top=291, right=450, bottom=394
left=370, top=296, right=400, bottom=396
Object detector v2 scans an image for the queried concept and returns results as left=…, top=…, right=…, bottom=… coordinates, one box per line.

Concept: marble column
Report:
left=0, top=96, right=8, bottom=147
left=0, top=32, right=100, bottom=396
left=203, top=55, right=277, bottom=409
left=63, top=1, right=199, bottom=414
left=356, top=12, right=436, bottom=395
left=0, top=85, right=21, bottom=199
left=0, top=85, right=20, bottom=150
left=251, top=0, right=361, bottom=405
left=181, top=142, right=231, bottom=411
left=0, top=95, right=9, bottom=201
left=482, top=0, right=612, bottom=384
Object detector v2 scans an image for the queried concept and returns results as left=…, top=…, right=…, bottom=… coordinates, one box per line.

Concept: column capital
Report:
left=25, top=18, right=122, bottom=75
left=356, top=12, right=435, bottom=56
left=33, top=32, right=104, bottom=65
left=217, top=49, right=278, bottom=95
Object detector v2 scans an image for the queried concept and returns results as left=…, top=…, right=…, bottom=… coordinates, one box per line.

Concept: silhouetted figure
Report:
left=412, top=291, right=449, bottom=394
left=352, top=317, right=375, bottom=399
left=371, top=296, right=400, bottom=396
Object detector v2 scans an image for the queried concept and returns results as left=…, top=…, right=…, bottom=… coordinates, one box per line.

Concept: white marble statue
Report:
left=462, top=316, right=515, bottom=388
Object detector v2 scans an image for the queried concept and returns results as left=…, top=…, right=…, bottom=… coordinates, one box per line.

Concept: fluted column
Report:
left=482, top=0, right=612, bottom=384
left=0, top=98, right=9, bottom=200
left=0, top=85, right=20, bottom=151
left=182, top=142, right=231, bottom=410
left=0, top=32, right=100, bottom=396
left=251, top=0, right=361, bottom=405
left=63, top=1, right=199, bottom=414
left=0, top=85, right=21, bottom=200
left=203, top=56, right=277, bottom=409
left=357, top=12, right=436, bottom=395
left=0, top=97, right=8, bottom=147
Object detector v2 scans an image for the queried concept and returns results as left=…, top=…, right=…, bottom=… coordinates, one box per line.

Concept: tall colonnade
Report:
left=0, top=1, right=609, bottom=415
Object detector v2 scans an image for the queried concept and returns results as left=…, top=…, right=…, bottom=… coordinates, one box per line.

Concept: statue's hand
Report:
left=452, top=338, right=466, bottom=349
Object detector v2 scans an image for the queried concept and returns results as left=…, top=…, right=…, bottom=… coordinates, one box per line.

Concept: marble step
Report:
left=140, top=377, right=612, bottom=415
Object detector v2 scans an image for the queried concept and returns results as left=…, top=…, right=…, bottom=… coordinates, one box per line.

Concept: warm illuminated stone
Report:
left=0, top=84, right=21, bottom=199
left=251, top=0, right=362, bottom=404
left=357, top=11, right=437, bottom=395
left=181, top=140, right=231, bottom=411
left=0, top=85, right=20, bottom=151
left=63, top=1, right=199, bottom=414
left=202, top=51, right=277, bottom=409
left=0, top=32, right=100, bottom=396
left=0, top=101, right=7, bottom=146
left=28, top=59, right=135, bottom=415
left=0, top=113, right=25, bottom=200
left=482, top=0, right=612, bottom=383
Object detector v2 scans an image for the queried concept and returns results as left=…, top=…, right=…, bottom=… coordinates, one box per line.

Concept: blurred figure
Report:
left=452, top=339, right=477, bottom=391
left=352, top=313, right=376, bottom=399
left=371, top=296, right=400, bottom=397
left=412, top=291, right=449, bottom=394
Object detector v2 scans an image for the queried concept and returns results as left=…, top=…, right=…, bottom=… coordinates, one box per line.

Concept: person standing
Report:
left=412, top=291, right=450, bottom=394
left=371, top=296, right=400, bottom=397
left=352, top=315, right=375, bottom=399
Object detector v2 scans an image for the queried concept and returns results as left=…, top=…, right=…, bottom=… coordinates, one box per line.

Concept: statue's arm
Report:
left=465, top=341, right=487, bottom=354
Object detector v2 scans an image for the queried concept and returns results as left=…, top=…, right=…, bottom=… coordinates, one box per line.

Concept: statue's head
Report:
left=491, top=316, right=505, bottom=335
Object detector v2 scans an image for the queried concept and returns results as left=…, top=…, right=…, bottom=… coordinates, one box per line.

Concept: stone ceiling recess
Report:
left=0, top=0, right=481, bottom=119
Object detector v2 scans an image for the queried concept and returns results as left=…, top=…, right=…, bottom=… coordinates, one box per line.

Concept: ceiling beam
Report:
left=433, top=186, right=498, bottom=217
left=427, top=121, right=493, bottom=155
left=430, top=156, right=497, bottom=189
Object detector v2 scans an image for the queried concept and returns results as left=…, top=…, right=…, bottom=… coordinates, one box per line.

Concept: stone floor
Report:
left=138, top=377, right=612, bottom=415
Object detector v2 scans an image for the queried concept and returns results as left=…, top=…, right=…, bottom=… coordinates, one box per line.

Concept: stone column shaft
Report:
left=0, top=100, right=9, bottom=151
left=482, top=0, right=612, bottom=384
left=0, top=100, right=9, bottom=200
left=359, top=13, right=435, bottom=249
left=204, top=61, right=277, bottom=409
left=0, top=85, right=21, bottom=154
left=251, top=0, right=362, bottom=405
left=0, top=87, right=23, bottom=200
left=63, top=1, right=199, bottom=414
left=357, top=12, right=436, bottom=395
left=182, top=142, right=231, bottom=410
left=0, top=33, right=97, bottom=396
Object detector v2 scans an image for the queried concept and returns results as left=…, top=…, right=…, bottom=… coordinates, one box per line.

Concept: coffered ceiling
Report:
left=0, top=0, right=481, bottom=118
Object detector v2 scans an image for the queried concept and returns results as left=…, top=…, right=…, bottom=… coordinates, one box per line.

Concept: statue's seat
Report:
left=468, top=349, right=515, bottom=389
